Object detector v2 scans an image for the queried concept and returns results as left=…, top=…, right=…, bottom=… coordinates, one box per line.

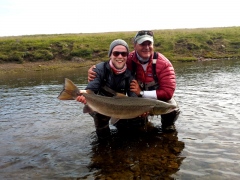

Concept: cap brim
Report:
left=136, top=36, right=153, bottom=44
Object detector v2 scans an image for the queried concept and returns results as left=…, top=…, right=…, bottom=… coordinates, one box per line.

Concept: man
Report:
left=88, top=30, right=180, bottom=132
left=76, top=39, right=137, bottom=139
left=127, top=30, right=180, bottom=132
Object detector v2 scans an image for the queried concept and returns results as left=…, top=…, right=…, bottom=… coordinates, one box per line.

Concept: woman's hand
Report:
left=76, top=95, right=87, bottom=104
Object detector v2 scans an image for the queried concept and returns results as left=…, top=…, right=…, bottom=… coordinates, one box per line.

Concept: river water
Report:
left=0, top=59, right=240, bottom=179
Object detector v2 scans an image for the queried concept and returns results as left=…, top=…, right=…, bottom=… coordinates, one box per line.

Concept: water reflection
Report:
left=88, top=124, right=185, bottom=179
left=0, top=67, right=89, bottom=87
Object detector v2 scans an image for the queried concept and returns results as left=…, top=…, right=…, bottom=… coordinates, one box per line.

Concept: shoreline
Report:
left=1, top=57, right=238, bottom=75
left=0, top=60, right=97, bottom=74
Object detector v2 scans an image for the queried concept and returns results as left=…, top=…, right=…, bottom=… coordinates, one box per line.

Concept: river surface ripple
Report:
left=0, top=59, right=240, bottom=179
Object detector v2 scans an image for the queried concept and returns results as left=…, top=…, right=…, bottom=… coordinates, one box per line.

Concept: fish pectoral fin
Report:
left=83, top=105, right=94, bottom=113
left=110, top=118, right=120, bottom=125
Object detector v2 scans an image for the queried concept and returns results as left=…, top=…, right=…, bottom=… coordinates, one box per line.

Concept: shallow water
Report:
left=0, top=59, right=240, bottom=179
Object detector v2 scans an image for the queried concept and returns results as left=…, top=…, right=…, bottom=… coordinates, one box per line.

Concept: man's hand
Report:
left=76, top=95, right=87, bottom=104
left=139, top=112, right=149, bottom=118
left=130, top=80, right=141, bottom=96
left=88, top=65, right=96, bottom=82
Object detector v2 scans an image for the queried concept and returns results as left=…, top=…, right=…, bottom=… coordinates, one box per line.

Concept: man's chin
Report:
left=140, top=53, right=151, bottom=58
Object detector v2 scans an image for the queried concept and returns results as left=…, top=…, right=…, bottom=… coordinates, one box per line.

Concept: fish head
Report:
left=152, top=101, right=177, bottom=115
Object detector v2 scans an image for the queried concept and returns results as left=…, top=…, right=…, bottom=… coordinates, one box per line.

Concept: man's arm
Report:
left=155, top=56, right=176, bottom=101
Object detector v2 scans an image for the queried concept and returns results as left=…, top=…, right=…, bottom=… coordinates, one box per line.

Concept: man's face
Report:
left=134, top=41, right=153, bottom=59
left=110, top=45, right=128, bottom=69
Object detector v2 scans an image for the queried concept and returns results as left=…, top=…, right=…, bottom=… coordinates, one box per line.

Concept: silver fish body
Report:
left=82, top=93, right=176, bottom=119
left=58, top=78, right=177, bottom=120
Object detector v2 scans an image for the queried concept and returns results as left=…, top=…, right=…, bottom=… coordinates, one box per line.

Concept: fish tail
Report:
left=57, top=78, right=81, bottom=100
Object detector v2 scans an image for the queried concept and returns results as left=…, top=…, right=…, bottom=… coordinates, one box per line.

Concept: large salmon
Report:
left=58, top=78, right=177, bottom=121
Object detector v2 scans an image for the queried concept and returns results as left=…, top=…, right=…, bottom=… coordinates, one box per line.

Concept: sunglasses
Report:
left=136, top=30, right=154, bottom=37
left=112, top=51, right=128, bottom=57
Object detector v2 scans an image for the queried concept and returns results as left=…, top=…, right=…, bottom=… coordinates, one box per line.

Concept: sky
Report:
left=0, top=0, right=239, bottom=37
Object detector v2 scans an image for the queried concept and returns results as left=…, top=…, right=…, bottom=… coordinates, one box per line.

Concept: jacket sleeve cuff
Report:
left=142, top=90, right=157, bottom=99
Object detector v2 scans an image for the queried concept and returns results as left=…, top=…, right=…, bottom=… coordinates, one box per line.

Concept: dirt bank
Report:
left=0, top=60, right=97, bottom=74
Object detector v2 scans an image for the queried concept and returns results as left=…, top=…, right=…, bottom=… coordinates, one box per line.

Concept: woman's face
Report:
left=110, top=45, right=128, bottom=69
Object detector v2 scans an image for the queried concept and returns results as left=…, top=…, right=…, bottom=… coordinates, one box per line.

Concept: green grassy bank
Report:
left=0, top=26, right=240, bottom=64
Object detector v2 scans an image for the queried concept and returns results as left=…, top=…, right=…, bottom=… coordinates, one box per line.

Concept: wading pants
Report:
left=89, top=112, right=111, bottom=138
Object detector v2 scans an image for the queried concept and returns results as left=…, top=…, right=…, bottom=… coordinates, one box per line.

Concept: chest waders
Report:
left=92, top=62, right=130, bottom=139
left=131, top=52, right=180, bottom=132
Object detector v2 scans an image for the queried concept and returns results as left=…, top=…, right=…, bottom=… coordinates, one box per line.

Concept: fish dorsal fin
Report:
left=85, top=89, right=94, bottom=94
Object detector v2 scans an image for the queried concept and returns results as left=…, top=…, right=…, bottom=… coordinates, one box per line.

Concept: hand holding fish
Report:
left=88, top=65, right=96, bottom=82
left=76, top=94, right=87, bottom=104
left=139, top=112, right=149, bottom=118
left=130, top=80, right=141, bottom=96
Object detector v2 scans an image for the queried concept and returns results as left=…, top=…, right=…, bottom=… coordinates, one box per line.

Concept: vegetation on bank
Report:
left=0, top=26, right=240, bottom=64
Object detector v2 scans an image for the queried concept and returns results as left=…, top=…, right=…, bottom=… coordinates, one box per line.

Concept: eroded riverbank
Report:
left=0, top=60, right=97, bottom=74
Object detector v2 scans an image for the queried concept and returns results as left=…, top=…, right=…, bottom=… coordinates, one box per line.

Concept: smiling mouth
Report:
left=116, top=60, right=124, bottom=63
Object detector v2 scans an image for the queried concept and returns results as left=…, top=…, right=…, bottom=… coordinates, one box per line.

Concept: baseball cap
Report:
left=134, top=30, right=154, bottom=44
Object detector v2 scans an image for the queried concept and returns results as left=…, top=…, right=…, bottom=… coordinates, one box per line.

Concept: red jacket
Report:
left=127, top=51, right=176, bottom=101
